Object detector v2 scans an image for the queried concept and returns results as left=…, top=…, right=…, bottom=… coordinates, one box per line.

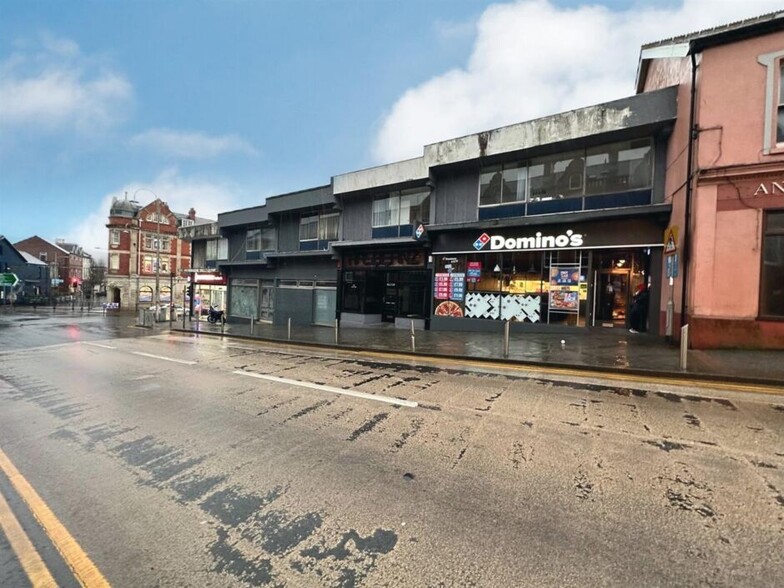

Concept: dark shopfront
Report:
left=429, top=215, right=666, bottom=334
left=338, top=245, right=431, bottom=328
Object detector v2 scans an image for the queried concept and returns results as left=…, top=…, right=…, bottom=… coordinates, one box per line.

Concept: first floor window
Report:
left=109, top=253, right=120, bottom=271
left=246, top=228, right=262, bottom=251
left=299, top=216, right=319, bottom=241
left=205, top=238, right=228, bottom=260
left=372, top=190, right=430, bottom=227
left=778, top=61, right=784, bottom=144
left=142, top=255, right=169, bottom=273
left=111, top=230, right=120, bottom=246
left=761, top=211, right=784, bottom=317
left=318, top=213, right=340, bottom=241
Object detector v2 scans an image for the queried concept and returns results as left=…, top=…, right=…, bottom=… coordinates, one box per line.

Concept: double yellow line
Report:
left=0, top=448, right=110, bottom=587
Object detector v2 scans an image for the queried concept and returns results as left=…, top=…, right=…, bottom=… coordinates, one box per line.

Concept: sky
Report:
left=1, top=0, right=782, bottom=262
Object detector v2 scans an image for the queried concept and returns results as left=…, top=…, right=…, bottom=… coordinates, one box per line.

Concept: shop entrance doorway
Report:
left=592, top=250, right=650, bottom=328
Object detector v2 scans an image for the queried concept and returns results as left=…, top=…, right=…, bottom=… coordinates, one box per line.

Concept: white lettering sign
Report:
left=480, top=230, right=584, bottom=251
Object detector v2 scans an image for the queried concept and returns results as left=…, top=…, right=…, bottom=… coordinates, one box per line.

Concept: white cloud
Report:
left=129, top=128, right=258, bottom=159
left=0, top=33, right=132, bottom=134
left=373, top=0, right=784, bottom=163
left=66, top=168, right=249, bottom=264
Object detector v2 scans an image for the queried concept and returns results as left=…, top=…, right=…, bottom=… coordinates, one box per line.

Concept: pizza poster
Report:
left=549, top=290, right=579, bottom=312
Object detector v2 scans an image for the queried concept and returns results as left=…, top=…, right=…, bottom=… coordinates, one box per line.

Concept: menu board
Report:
left=548, top=265, right=580, bottom=313
left=434, top=273, right=466, bottom=301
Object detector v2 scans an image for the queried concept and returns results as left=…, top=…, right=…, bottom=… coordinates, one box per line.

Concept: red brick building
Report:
left=105, top=196, right=196, bottom=310
left=13, top=236, right=86, bottom=294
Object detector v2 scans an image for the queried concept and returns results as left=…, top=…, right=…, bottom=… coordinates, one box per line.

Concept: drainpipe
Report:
left=680, top=45, right=698, bottom=331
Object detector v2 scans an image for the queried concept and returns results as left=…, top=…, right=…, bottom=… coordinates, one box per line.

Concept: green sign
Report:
left=0, top=273, right=19, bottom=287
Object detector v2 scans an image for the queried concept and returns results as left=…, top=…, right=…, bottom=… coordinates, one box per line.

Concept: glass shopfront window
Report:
left=433, top=251, right=589, bottom=326
left=229, top=279, right=258, bottom=318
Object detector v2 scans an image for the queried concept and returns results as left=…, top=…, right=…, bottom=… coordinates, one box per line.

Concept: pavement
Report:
left=2, top=304, right=782, bottom=386
left=170, top=313, right=784, bottom=387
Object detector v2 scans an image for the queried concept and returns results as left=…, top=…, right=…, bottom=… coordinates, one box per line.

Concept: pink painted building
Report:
left=637, top=13, right=784, bottom=348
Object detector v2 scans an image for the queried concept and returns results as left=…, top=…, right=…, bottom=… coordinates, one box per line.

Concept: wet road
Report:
left=0, top=312, right=782, bottom=587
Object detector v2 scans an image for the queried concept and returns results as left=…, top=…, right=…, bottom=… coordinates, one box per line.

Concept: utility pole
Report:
left=155, top=198, right=161, bottom=315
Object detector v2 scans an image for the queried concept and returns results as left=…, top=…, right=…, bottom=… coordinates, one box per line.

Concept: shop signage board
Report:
left=664, top=226, right=678, bottom=255
left=466, top=261, right=482, bottom=282
left=434, top=273, right=465, bottom=301
left=0, top=273, right=19, bottom=287
left=666, top=254, right=679, bottom=278
left=473, top=230, right=584, bottom=251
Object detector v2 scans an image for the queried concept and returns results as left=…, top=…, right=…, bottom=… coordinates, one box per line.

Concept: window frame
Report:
left=759, top=210, right=784, bottom=319
left=299, top=215, right=319, bottom=242
left=111, top=230, right=120, bottom=246
left=246, top=228, right=262, bottom=252
left=758, top=50, right=784, bottom=154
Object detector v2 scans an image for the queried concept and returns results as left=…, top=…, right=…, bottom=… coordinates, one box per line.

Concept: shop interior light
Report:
left=493, top=264, right=501, bottom=272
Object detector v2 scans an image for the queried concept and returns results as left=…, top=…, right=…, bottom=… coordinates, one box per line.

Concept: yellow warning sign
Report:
left=664, top=226, right=678, bottom=256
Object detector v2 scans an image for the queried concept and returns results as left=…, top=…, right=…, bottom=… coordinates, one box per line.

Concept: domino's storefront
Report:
left=427, top=211, right=668, bottom=334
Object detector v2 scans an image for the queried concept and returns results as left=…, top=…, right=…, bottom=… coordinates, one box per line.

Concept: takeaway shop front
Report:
left=428, top=213, right=667, bottom=333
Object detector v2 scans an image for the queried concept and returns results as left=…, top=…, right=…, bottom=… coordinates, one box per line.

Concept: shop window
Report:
left=372, top=189, right=430, bottom=237
left=206, top=238, right=228, bottom=261
left=479, top=163, right=527, bottom=207
left=528, top=150, right=585, bottom=202
left=299, top=213, right=339, bottom=249
left=778, top=61, right=784, bottom=145
left=432, top=251, right=588, bottom=326
left=299, top=216, right=319, bottom=241
left=138, top=286, right=153, bottom=303
left=761, top=211, right=784, bottom=317
left=229, top=279, right=258, bottom=318
left=585, top=139, right=652, bottom=195
left=246, top=228, right=262, bottom=251
left=246, top=227, right=276, bottom=259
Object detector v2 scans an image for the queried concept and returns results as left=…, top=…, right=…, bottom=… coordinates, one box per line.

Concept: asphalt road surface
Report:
left=0, top=312, right=782, bottom=587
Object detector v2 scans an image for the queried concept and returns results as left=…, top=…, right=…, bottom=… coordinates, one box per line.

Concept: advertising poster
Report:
left=549, top=266, right=580, bottom=287
left=466, top=261, right=482, bottom=282
left=549, top=291, right=579, bottom=311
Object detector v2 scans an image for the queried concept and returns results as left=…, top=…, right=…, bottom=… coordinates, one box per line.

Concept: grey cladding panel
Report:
left=341, top=199, right=372, bottom=241
left=277, top=217, right=301, bottom=253
left=434, top=171, right=479, bottom=224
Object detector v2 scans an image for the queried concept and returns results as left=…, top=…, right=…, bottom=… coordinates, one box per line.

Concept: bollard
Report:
left=679, top=324, right=689, bottom=370
left=182, top=309, right=186, bottom=330
left=503, top=320, right=510, bottom=359
left=250, top=316, right=254, bottom=336
left=410, top=321, right=416, bottom=353
left=221, top=318, right=225, bottom=336
left=288, top=317, right=292, bottom=340
left=335, top=319, right=339, bottom=344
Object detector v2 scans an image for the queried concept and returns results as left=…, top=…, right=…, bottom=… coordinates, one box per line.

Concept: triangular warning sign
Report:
left=664, top=231, right=677, bottom=255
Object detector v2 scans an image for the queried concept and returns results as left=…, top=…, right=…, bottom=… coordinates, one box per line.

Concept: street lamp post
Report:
left=155, top=198, right=161, bottom=317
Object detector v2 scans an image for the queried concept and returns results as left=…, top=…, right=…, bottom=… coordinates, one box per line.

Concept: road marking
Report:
left=0, top=485, right=58, bottom=587
left=82, top=342, right=117, bottom=350
left=234, top=371, right=418, bottom=408
left=130, top=351, right=197, bottom=365
left=0, top=343, right=78, bottom=356
left=0, top=448, right=111, bottom=587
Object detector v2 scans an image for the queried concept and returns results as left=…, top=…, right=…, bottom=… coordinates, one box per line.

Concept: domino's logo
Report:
left=473, top=233, right=490, bottom=250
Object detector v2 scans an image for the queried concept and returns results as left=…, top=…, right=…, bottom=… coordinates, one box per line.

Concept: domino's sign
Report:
left=473, top=230, right=584, bottom=251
